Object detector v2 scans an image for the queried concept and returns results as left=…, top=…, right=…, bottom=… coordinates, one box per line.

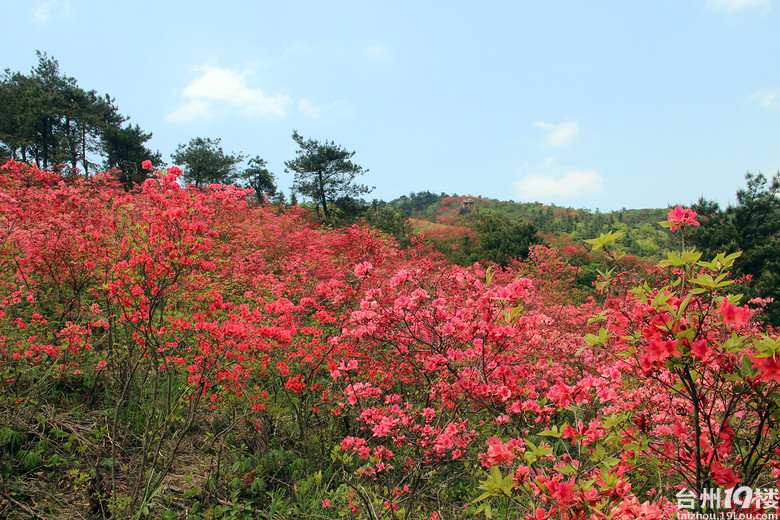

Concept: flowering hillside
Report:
left=1, top=161, right=778, bottom=519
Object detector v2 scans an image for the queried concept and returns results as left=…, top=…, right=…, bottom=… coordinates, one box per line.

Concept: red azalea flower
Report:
left=719, top=298, right=752, bottom=327
left=141, top=159, right=153, bottom=170
left=666, top=206, right=700, bottom=232
left=646, top=337, right=680, bottom=363
left=710, top=461, right=741, bottom=488
left=749, top=352, right=780, bottom=383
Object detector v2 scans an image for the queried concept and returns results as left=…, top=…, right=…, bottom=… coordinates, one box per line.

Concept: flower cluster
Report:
left=0, top=169, right=775, bottom=520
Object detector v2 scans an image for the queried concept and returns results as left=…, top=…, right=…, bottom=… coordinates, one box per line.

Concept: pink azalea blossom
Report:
left=719, top=298, right=752, bottom=327
left=354, top=261, right=373, bottom=278
left=749, top=352, right=780, bottom=383
left=645, top=337, right=680, bottom=363
left=666, top=206, right=700, bottom=232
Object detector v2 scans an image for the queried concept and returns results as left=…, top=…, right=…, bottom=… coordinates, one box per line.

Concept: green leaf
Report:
left=659, top=249, right=702, bottom=268
left=525, top=439, right=538, bottom=454
left=473, top=492, right=494, bottom=504
left=584, top=333, right=600, bottom=347
left=659, top=251, right=684, bottom=268
left=1, top=428, right=22, bottom=453
left=689, top=273, right=734, bottom=289
left=526, top=439, right=552, bottom=458
left=602, top=414, right=625, bottom=428
left=741, top=354, right=755, bottom=379
left=676, top=294, right=693, bottom=317
left=556, top=464, right=577, bottom=475
left=490, top=464, right=502, bottom=483
left=698, top=251, right=742, bottom=271
left=250, top=477, right=265, bottom=494
left=593, top=445, right=606, bottom=462
left=753, top=335, right=780, bottom=357
left=21, top=450, right=41, bottom=470
left=675, top=327, right=695, bottom=341
left=584, top=231, right=624, bottom=251
left=587, top=311, right=609, bottom=325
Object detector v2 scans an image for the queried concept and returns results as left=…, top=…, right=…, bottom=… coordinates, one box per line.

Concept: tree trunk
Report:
left=81, top=125, right=88, bottom=177
left=42, top=117, right=50, bottom=168
left=317, top=170, right=330, bottom=218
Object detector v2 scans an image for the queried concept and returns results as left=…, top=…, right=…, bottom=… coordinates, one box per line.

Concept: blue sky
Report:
left=4, top=0, right=780, bottom=211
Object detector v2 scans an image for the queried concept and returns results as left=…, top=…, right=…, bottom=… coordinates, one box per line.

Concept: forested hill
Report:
left=389, top=191, right=671, bottom=259
left=386, top=184, right=780, bottom=326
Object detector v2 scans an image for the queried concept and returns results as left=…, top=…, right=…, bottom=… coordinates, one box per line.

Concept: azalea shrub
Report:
left=0, top=161, right=778, bottom=520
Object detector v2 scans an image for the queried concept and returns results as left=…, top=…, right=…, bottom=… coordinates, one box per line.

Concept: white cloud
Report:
left=746, top=88, right=780, bottom=109
left=365, top=44, right=391, bottom=61
left=165, top=100, right=216, bottom=123
left=166, top=64, right=291, bottom=122
left=298, top=98, right=345, bottom=118
left=532, top=121, right=579, bottom=147
left=514, top=169, right=603, bottom=200
left=33, top=0, right=71, bottom=24
left=706, top=0, right=770, bottom=12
